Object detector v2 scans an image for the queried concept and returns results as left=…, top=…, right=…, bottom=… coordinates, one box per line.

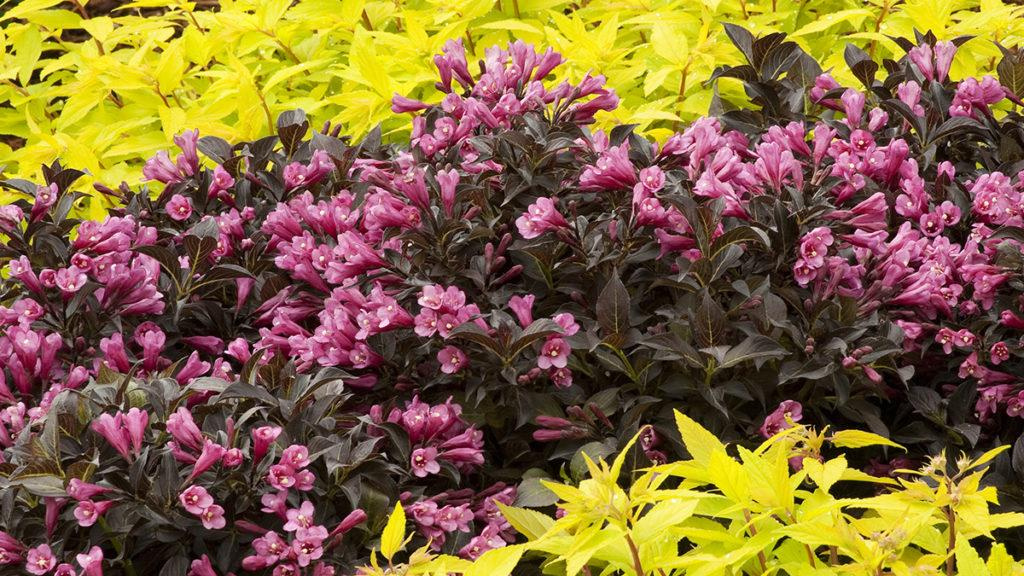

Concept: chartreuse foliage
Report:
left=365, top=412, right=1024, bottom=575
left=3, top=0, right=1024, bottom=204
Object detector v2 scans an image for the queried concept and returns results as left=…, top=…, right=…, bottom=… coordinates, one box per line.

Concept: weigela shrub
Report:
left=366, top=415, right=1024, bottom=574
left=4, top=28, right=1024, bottom=573
left=4, top=0, right=1024, bottom=202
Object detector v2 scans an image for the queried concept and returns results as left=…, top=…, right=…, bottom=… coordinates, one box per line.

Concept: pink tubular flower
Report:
left=67, top=479, right=110, bottom=501
left=252, top=425, right=282, bottom=465
left=0, top=531, right=24, bottom=565
left=990, top=342, right=1010, bottom=365
left=200, top=504, right=226, bottom=529
left=25, top=544, right=56, bottom=575
left=508, top=295, right=535, bottom=327
left=180, top=485, right=214, bottom=515
left=284, top=501, right=316, bottom=532
left=438, top=345, right=468, bottom=374
left=92, top=409, right=147, bottom=461
left=188, top=439, right=226, bottom=481
left=188, top=555, right=217, bottom=576
left=411, top=447, right=441, bottom=477
left=281, top=444, right=311, bottom=469
left=760, top=400, right=803, bottom=438
left=537, top=337, right=570, bottom=369
left=74, top=499, right=115, bottom=527
left=516, top=197, right=569, bottom=239
left=167, top=194, right=193, bottom=221
left=268, top=464, right=298, bottom=490
left=76, top=546, right=103, bottom=576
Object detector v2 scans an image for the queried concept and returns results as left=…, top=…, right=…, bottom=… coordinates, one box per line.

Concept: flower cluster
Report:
left=371, top=396, right=484, bottom=479
left=5, top=32, right=1024, bottom=573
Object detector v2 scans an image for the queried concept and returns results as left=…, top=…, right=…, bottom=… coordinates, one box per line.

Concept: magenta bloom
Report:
left=760, top=400, right=803, bottom=438
left=199, top=504, right=226, bottom=529
left=281, top=444, right=311, bottom=469
left=284, top=501, right=316, bottom=532
left=76, top=546, right=103, bottom=576
left=537, top=337, right=570, bottom=369
left=54, top=268, right=87, bottom=296
left=516, top=197, right=569, bottom=239
left=438, top=345, right=468, bottom=374
left=180, top=485, right=214, bottom=515
left=508, top=295, right=535, bottom=327
left=25, top=544, right=56, bottom=575
left=991, top=342, right=1010, bottom=365
left=91, top=409, right=147, bottom=461
left=268, top=464, right=298, bottom=490
left=188, top=439, right=226, bottom=481
left=252, top=425, right=282, bottom=465
left=74, top=499, right=115, bottom=527
left=188, top=555, right=217, bottom=576
left=0, top=531, right=25, bottom=565
left=167, top=194, right=193, bottom=221
left=411, top=447, right=441, bottom=477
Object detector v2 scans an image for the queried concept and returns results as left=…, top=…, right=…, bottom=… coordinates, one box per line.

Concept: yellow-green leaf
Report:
left=380, top=503, right=406, bottom=561
left=465, top=544, right=525, bottom=576
left=830, top=429, right=904, bottom=451
left=674, top=409, right=726, bottom=466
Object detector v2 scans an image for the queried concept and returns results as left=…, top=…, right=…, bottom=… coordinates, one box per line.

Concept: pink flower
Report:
left=180, top=485, right=214, bottom=515
left=391, top=94, right=430, bottom=113
left=76, top=546, right=103, bottom=576
left=908, top=43, right=935, bottom=81
left=188, top=555, right=217, bottom=576
left=411, top=447, right=441, bottom=477
left=252, top=425, right=282, bottom=465
left=92, top=410, right=147, bottom=461
left=284, top=501, right=316, bottom=532
left=268, top=464, right=298, bottom=490
left=26, top=544, right=56, bottom=575
left=188, top=439, right=226, bottom=481
left=436, top=504, right=474, bottom=532
left=199, top=504, right=226, bottom=529
left=553, top=312, right=580, bottom=336
left=438, top=345, right=468, bottom=374
left=537, top=337, right=570, bottom=369
left=549, top=367, right=573, bottom=388
left=935, top=327, right=957, bottom=354
left=166, top=408, right=205, bottom=453
left=74, top=499, right=115, bottom=527
left=281, top=445, right=311, bottom=469
left=760, top=400, right=803, bottom=438
left=508, top=295, right=535, bottom=327
left=167, top=194, right=193, bottom=221
left=208, top=165, right=235, bottom=197
left=67, top=479, right=110, bottom=501
left=516, top=197, right=569, bottom=239
left=54, top=268, right=87, bottom=296
left=436, top=168, right=459, bottom=218
left=934, top=41, right=957, bottom=83
left=222, top=448, right=244, bottom=468
left=54, top=564, right=77, bottom=576
left=991, top=342, right=1010, bottom=365
left=0, top=531, right=24, bottom=565
left=329, top=508, right=368, bottom=538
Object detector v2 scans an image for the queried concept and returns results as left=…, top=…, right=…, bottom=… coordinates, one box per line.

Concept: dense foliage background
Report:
left=5, top=1, right=1024, bottom=575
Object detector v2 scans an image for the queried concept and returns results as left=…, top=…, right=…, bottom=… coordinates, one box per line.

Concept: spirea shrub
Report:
left=3, top=27, right=1024, bottom=574
left=364, top=416, right=1024, bottom=575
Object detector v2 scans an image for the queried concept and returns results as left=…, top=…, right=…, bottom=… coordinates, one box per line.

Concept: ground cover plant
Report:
left=3, top=16, right=1024, bottom=576
left=3, top=0, right=1024, bottom=207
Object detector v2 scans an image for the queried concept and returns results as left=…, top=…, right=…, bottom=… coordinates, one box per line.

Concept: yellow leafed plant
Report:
left=360, top=412, right=1024, bottom=574
left=2, top=0, right=1024, bottom=217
